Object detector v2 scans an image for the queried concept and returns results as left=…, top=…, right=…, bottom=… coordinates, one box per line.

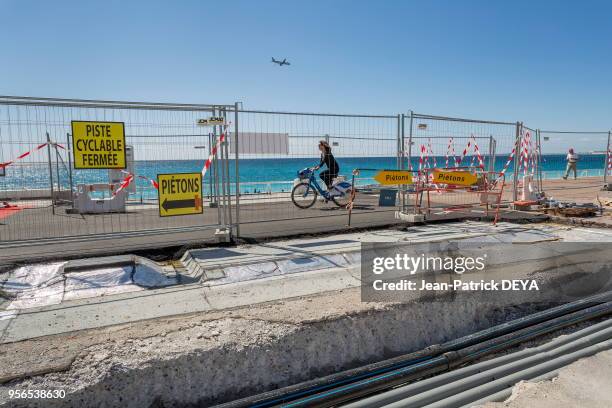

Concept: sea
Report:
left=1, top=154, right=608, bottom=198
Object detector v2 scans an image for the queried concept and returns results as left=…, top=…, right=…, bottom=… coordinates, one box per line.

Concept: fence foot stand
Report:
left=214, top=227, right=231, bottom=243
left=395, top=211, right=425, bottom=223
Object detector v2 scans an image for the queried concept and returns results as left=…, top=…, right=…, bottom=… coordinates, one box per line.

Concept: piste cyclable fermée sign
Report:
left=71, top=121, right=126, bottom=169
left=157, top=173, right=203, bottom=217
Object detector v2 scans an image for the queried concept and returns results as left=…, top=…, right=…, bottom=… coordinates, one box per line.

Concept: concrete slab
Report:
left=276, top=254, right=349, bottom=275
left=7, top=282, right=64, bottom=310
left=2, top=221, right=611, bottom=344
left=63, top=266, right=136, bottom=302
left=0, top=265, right=362, bottom=343
left=0, top=261, right=177, bottom=314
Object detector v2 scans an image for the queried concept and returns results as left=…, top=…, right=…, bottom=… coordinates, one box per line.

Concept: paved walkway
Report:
left=1, top=176, right=609, bottom=265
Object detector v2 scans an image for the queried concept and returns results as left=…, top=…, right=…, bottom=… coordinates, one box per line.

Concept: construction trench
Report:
left=0, top=220, right=611, bottom=408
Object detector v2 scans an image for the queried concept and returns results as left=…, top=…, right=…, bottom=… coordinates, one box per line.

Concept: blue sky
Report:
left=1, top=0, right=611, bottom=131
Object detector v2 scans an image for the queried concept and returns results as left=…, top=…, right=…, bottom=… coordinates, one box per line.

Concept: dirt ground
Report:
left=0, top=288, right=380, bottom=384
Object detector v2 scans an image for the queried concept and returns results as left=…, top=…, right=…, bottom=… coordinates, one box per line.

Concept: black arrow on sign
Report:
left=162, top=198, right=198, bottom=211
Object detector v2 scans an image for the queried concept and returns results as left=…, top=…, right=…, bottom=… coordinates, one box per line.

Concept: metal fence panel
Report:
left=0, top=97, right=232, bottom=244
left=226, top=110, right=400, bottom=232
left=3, top=95, right=610, bottom=259
left=538, top=130, right=610, bottom=181
left=403, top=112, right=518, bottom=209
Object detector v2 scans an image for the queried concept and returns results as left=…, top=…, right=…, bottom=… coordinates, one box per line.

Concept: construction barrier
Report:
left=0, top=96, right=236, bottom=247
left=347, top=168, right=416, bottom=226
left=2, top=96, right=611, bottom=262
left=412, top=167, right=506, bottom=225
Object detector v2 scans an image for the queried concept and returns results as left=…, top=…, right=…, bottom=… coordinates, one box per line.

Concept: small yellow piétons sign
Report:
left=71, top=121, right=126, bottom=169
left=374, top=170, right=413, bottom=185
left=158, top=173, right=203, bottom=217
left=432, top=170, right=478, bottom=186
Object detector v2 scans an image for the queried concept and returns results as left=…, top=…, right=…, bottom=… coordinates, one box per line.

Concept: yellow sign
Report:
left=197, top=117, right=226, bottom=126
left=374, top=170, right=413, bottom=185
left=433, top=170, right=478, bottom=186
left=71, top=121, right=126, bottom=169
left=158, top=173, right=203, bottom=217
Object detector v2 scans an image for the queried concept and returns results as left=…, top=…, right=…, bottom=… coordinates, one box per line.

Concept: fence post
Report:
left=396, top=114, right=402, bottom=209
left=218, top=109, right=228, bottom=230
left=55, top=139, right=61, bottom=199
left=396, top=114, right=401, bottom=170
left=212, top=107, right=223, bottom=224
left=234, top=102, right=240, bottom=237
left=407, top=111, right=414, bottom=169
left=46, top=132, right=55, bottom=215
left=512, top=122, right=522, bottom=203
left=536, top=129, right=543, bottom=192
left=488, top=135, right=495, bottom=174
left=399, top=114, right=405, bottom=210
left=605, top=130, right=611, bottom=185
left=207, top=131, right=215, bottom=204
left=407, top=111, right=414, bottom=213
left=221, top=109, right=232, bottom=235
left=66, top=132, right=74, bottom=207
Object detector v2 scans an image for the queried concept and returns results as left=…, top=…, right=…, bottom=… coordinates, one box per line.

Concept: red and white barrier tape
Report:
left=0, top=142, right=64, bottom=169
left=459, top=139, right=472, bottom=164
left=456, top=136, right=484, bottom=169
left=490, top=147, right=516, bottom=187
left=121, top=170, right=159, bottom=189
left=445, top=137, right=459, bottom=168
left=499, top=148, right=516, bottom=176
left=112, top=170, right=159, bottom=196
left=201, top=130, right=227, bottom=177
left=521, top=130, right=532, bottom=176
left=428, top=139, right=437, bottom=168
left=113, top=173, right=134, bottom=196
left=113, top=127, right=229, bottom=197
left=419, top=144, right=426, bottom=171
left=445, top=138, right=452, bottom=168
left=471, top=136, right=485, bottom=169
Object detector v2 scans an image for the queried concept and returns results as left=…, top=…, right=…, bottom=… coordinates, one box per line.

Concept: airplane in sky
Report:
left=271, top=57, right=290, bottom=66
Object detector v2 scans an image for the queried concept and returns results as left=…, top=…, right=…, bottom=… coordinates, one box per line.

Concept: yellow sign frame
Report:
left=157, top=172, right=204, bottom=217
left=432, top=170, right=478, bottom=186
left=71, top=121, right=126, bottom=169
left=197, top=117, right=226, bottom=126
left=374, top=170, right=413, bottom=185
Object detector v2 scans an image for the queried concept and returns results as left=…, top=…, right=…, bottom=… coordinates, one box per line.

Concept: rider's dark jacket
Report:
left=318, top=151, right=339, bottom=174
